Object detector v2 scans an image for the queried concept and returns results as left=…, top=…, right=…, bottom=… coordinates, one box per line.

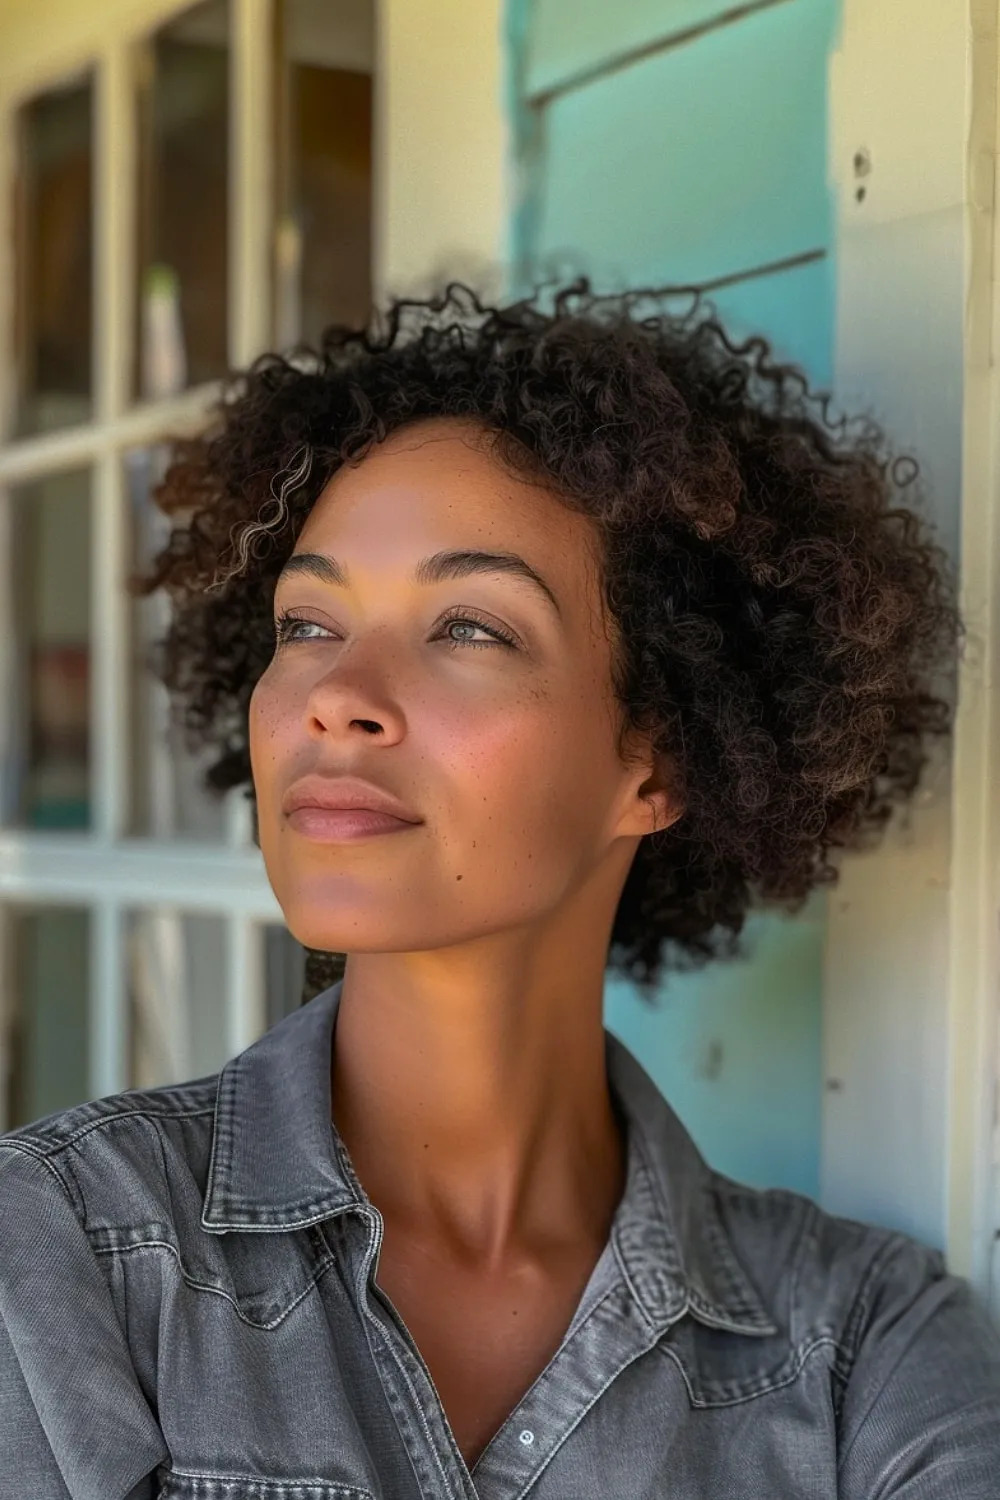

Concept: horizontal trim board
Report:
left=652, top=246, right=827, bottom=298
left=532, top=0, right=832, bottom=294
left=524, top=0, right=798, bottom=105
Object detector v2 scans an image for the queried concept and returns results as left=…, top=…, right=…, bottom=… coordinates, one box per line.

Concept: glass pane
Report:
left=6, top=907, right=90, bottom=1128
left=126, top=445, right=227, bottom=839
left=264, top=923, right=306, bottom=1029
left=13, top=76, right=93, bottom=436
left=127, top=908, right=228, bottom=1086
left=5, top=472, right=91, bottom=829
left=275, top=0, right=373, bottom=348
left=135, top=0, right=229, bottom=398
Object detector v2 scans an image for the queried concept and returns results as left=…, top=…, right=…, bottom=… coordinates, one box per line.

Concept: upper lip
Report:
left=282, top=775, right=422, bottom=823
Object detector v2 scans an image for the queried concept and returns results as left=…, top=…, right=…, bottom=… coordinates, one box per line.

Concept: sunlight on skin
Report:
left=247, top=415, right=680, bottom=1270
left=249, top=415, right=677, bottom=983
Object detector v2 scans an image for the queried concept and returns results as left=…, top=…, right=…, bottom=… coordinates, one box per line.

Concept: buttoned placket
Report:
left=346, top=1202, right=678, bottom=1500
left=328, top=1130, right=687, bottom=1500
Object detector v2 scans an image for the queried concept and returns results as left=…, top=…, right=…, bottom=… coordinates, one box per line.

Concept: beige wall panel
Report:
left=0, top=0, right=187, bottom=97
left=373, top=0, right=508, bottom=301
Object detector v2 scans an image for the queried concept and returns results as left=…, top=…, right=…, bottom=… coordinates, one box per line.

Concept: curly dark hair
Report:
left=133, top=278, right=962, bottom=1001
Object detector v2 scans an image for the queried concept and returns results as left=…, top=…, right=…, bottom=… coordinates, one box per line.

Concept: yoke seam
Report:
left=0, top=1103, right=216, bottom=1158
left=0, top=1139, right=80, bottom=1212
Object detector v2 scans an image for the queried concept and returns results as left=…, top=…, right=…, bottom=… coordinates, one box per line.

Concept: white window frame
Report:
left=952, top=0, right=1000, bottom=1311
left=0, top=0, right=291, bottom=1118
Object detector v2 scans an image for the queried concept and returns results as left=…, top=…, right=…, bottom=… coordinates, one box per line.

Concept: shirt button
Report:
left=519, top=1429, right=535, bottom=1447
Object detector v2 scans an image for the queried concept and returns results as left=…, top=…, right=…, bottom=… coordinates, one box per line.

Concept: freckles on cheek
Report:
left=251, top=675, right=298, bottom=752
left=249, top=687, right=300, bottom=808
left=442, top=697, right=562, bottom=821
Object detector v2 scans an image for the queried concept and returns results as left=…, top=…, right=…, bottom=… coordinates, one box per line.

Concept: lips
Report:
left=281, top=775, right=422, bottom=842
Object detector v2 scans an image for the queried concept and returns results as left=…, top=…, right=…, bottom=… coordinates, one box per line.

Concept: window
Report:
left=0, top=0, right=374, bottom=1127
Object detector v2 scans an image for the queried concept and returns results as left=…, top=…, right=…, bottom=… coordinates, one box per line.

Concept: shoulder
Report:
left=702, top=1172, right=1000, bottom=1490
left=0, top=1073, right=219, bottom=1232
left=0, top=1097, right=174, bottom=1491
left=707, top=1166, right=957, bottom=1358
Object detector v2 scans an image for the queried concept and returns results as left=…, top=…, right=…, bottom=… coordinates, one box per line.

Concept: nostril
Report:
left=352, top=718, right=383, bottom=734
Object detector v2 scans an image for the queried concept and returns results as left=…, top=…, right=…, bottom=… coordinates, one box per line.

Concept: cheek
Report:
left=422, top=680, right=615, bottom=848
left=248, top=671, right=292, bottom=802
left=426, top=681, right=552, bottom=783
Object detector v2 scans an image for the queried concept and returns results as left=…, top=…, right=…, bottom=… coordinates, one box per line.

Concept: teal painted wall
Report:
left=505, top=0, right=840, bottom=1195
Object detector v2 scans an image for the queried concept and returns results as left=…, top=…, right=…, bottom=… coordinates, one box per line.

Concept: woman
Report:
left=2, top=281, right=998, bottom=1498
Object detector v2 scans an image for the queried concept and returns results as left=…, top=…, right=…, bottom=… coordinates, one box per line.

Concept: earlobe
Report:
left=639, top=786, right=680, bottom=837
left=633, top=751, right=685, bottom=837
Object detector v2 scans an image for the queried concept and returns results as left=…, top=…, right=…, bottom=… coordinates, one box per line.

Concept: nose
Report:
left=303, top=650, right=406, bottom=745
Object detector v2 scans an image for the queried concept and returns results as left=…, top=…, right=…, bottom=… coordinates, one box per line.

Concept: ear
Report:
left=616, top=741, right=685, bottom=839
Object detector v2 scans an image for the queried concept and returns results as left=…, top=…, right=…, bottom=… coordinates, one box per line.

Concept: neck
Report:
left=330, top=930, right=626, bottom=1267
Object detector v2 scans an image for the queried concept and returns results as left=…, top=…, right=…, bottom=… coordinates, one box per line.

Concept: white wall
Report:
left=824, top=0, right=999, bottom=1302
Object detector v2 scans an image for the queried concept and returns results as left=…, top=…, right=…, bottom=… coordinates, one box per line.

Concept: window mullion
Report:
left=225, top=0, right=275, bottom=851
left=0, top=384, right=221, bottom=486
left=92, top=450, right=130, bottom=840
left=93, top=40, right=134, bottom=850
left=0, top=831, right=280, bottom=915
left=90, top=900, right=128, bottom=1098
left=0, top=486, right=22, bottom=827
left=0, top=95, right=16, bottom=442
left=0, top=903, right=14, bottom=1131
left=226, top=913, right=265, bottom=1056
left=230, top=0, right=275, bottom=366
left=96, top=38, right=136, bottom=423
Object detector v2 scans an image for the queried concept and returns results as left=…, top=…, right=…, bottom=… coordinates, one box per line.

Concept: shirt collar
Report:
left=201, top=979, right=776, bottom=1339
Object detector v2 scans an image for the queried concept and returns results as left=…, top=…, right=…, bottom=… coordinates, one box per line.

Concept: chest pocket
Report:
left=157, top=1470, right=376, bottom=1500
left=114, top=1219, right=340, bottom=1330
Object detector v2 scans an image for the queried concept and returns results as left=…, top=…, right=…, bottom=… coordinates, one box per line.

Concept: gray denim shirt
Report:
left=2, top=978, right=1000, bottom=1500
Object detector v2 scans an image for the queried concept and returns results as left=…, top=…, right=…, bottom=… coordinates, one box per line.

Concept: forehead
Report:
left=297, top=416, right=600, bottom=577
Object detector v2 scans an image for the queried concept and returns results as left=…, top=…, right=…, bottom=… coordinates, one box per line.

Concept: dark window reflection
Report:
left=7, top=907, right=90, bottom=1127
left=275, top=0, right=373, bottom=349
left=136, top=0, right=230, bottom=398
left=13, top=76, right=94, bottom=436
left=7, top=472, right=91, bottom=830
left=126, top=445, right=227, bottom=839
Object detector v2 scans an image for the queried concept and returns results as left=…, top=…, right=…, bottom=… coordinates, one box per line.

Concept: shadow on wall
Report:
left=604, top=891, right=826, bottom=1198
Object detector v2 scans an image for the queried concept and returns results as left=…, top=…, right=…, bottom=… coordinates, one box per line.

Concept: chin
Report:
left=281, top=886, right=518, bottom=958
left=280, top=889, right=440, bottom=956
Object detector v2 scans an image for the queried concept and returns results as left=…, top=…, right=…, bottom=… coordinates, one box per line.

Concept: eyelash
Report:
left=272, top=607, right=519, bottom=651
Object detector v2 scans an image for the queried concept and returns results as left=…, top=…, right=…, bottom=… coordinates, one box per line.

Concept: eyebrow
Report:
left=276, top=548, right=562, bottom=616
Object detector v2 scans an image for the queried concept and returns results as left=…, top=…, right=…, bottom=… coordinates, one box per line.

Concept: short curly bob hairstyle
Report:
left=135, top=278, right=962, bottom=1000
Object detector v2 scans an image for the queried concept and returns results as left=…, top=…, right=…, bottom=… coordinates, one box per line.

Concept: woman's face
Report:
left=249, top=416, right=667, bottom=957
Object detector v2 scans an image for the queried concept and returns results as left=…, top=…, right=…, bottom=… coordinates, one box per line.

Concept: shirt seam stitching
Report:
left=91, top=1238, right=339, bottom=1330
left=0, top=1104, right=217, bottom=1159
left=835, top=1239, right=952, bottom=1478
left=0, top=1138, right=80, bottom=1210
left=161, top=1466, right=371, bottom=1496
left=657, top=1330, right=844, bottom=1407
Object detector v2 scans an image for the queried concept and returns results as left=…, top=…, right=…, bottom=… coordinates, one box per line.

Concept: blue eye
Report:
left=274, top=612, right=330, bottom=645
left=438, top=613, right=518, bottom=649
left=272, top=609, right=519, bottom=650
